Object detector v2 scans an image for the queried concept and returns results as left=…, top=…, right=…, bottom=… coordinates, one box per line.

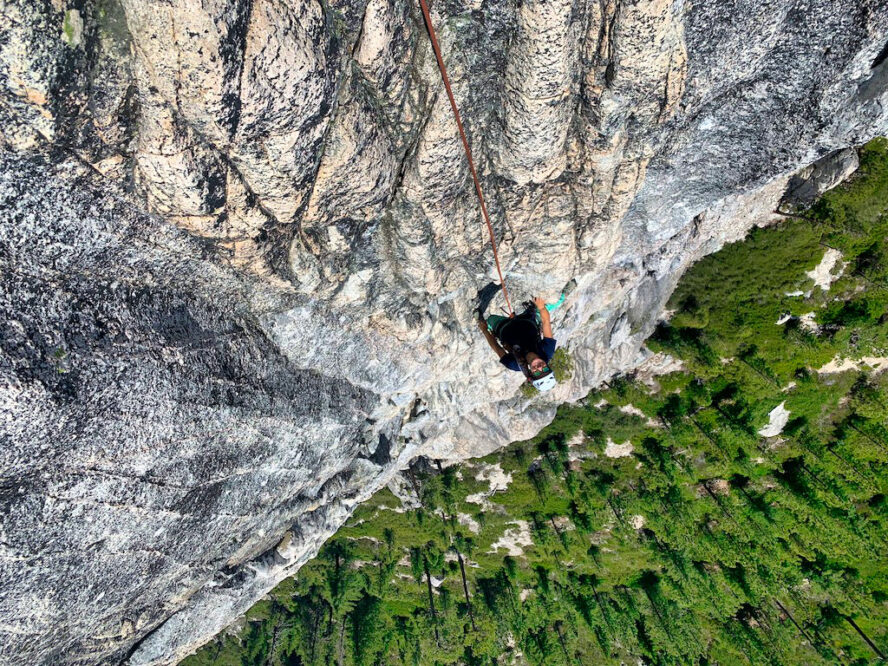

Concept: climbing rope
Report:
left=417, top=0, right=515, bottom=316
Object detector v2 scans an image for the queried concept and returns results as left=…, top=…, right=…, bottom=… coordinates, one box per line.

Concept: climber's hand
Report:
left=534, top=296, right=546, bottom=310
left=476, top=318, right=488, bottom=331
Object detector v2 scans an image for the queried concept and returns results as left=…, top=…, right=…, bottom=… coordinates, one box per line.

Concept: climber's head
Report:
left=525, top=352, right=557, bottom=392
left=525, top=352, right=547, bottom=373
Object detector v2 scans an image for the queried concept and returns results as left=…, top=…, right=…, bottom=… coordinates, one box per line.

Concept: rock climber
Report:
left=477, top=297, right=558, bottom=391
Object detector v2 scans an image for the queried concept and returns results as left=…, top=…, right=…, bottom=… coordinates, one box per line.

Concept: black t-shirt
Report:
left=499, top=318, right=540, bottom=355
left=500, top=337, right=557, bottom=372
left=497, top=317, right=557, bottom=372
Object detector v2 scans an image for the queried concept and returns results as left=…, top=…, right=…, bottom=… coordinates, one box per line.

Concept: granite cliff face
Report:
left=1, top=0, right=887, bottom=664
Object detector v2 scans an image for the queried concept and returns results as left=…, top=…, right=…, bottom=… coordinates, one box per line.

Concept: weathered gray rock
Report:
left=0, top=0, right=886, bottom=664
left=782, top=146, right=861, bottom=208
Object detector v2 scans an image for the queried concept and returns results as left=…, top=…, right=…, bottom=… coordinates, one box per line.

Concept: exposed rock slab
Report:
left=0, top=0, right=886, bottom=664
left=759, top=401, right=791, bottom=438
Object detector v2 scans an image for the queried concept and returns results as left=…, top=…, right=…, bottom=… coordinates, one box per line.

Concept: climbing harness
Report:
left=417, top=0, right=515, bottom=316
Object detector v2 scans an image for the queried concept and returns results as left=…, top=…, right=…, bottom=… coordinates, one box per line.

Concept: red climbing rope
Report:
left=417, top=0, right=515, bottom=316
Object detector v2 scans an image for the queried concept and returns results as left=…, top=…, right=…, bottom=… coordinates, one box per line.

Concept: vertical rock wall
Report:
left=0, top=0, right=886, bottom=664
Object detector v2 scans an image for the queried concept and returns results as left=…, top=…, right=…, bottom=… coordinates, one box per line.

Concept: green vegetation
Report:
left=62, top=9, right=82, bottom=48
left=183, top=139, right=888, bottom=665
left=549, top=347, right=573, bottom=384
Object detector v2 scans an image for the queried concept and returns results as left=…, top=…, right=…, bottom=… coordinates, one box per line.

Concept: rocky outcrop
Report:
left=0, top=0, right=886, bottom=664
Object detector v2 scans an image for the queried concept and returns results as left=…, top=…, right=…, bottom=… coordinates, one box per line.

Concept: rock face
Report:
left=0, top=0, right=886, bottom=664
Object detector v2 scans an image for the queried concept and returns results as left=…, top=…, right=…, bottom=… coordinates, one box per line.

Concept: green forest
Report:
left=183, top=139, right=888, bottom=666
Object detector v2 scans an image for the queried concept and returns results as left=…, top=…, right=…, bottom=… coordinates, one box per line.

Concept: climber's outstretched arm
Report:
left=535, top=297, right=554, bottom=339
left=477, top=319, right=508, bottom=358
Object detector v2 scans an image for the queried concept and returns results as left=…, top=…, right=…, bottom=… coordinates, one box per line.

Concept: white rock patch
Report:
left=604, top=438, right=634, bottom=458
left=859, top=357, right=888, bottom=373
left=818, top=357, right=859, bottom=374
left=488, top=521, right=534, bottom=557
left=629, top=515, right=646, bottom=529
left=465, top=463, right=513, bottom=510
left=759, top=402, right=790, bottom=438
left=799, top=312, right=819, bottom=332
left=567, top=431, right=598, bottom=464
left=818, top=356, right=888, bottom=375
left=619, top=404, right=647, bottom=419
left=567, top=431, right=585, bottom=448
left=456, top=513, right=481, bottom=534
left=806, top=248, right=844, bottom=291
left=464, top=492, right=488, bottom=507
left=618, top=404, right=660, bottom=426
left=634, top=352, right=686, bottom=388
left=444, top=552, right=480, bottom=568
left=474, top=463, right=512, bottom=493
left=777, top=312, right=818, bottom=331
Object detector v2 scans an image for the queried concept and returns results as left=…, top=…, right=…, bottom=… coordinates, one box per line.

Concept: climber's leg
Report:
left=486, top=314, right=510, bottom=336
